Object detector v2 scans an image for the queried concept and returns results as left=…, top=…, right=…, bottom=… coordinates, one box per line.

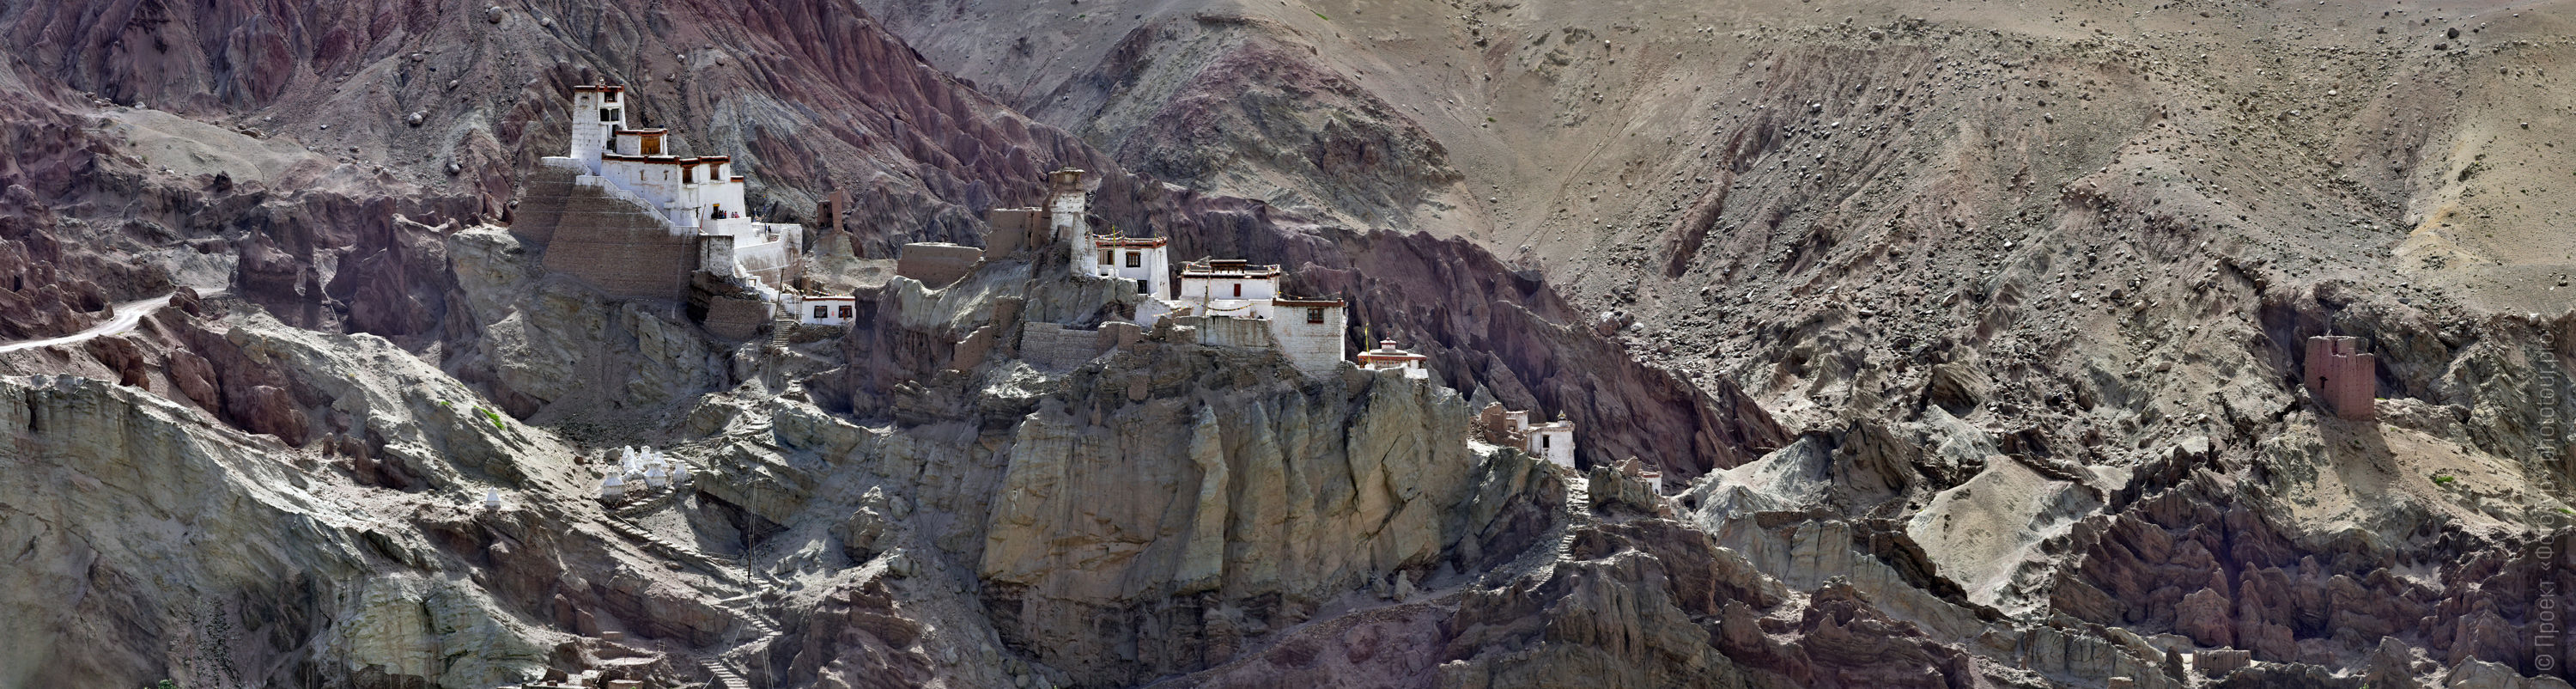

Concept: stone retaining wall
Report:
left=513, top=167, right=701, bottom=299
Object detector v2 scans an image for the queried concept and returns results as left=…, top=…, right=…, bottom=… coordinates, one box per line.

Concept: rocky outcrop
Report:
left=978, top=344, right=1554, bottom=686
left=0, top=366, right=561, bottom=689
left=445, top=225, right=724, bottom=418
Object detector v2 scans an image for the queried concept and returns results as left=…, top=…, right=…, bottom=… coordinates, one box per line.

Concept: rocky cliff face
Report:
left=0, top=316, right=583, bottom=688
left=975, top=347, right=1552, bottom=686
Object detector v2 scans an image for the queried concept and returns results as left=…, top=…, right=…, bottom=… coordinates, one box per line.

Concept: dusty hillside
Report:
left=864, top=0, right=2576, bottom=683
left=866, top=0, right=2576, bottom=304
left=1, top=0, right=2572, bottom=687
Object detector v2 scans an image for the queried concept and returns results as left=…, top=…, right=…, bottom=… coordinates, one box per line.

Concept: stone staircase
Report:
left=600, top=515, right=740, bottom=581
left=699, top=659, right=750, bottom=689
left=713, top=590, right=785, bottom=644
left=696, top=591, right=786, bottom=689
left=590, top=473, right=792, bottom=689
left=607, top=478, right=694, bottom=520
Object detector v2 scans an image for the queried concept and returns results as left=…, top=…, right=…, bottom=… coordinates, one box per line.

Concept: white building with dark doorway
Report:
left=1080, top=235, right=1170, bottom=298
left=1160, top=258, right=1347, bottom=375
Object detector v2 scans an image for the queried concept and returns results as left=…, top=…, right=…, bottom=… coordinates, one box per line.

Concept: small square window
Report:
left=1126, top=252, right=1141, bottom=268
left=1306, top=308, right=1324, bottom=324
left=813, top=306, right=829, bottom=319
left=1232, top=284, right=1242, bottom=297
left=1100, top=251, right=1114, bottom=266
left=837, top=305, right=853, bottom=319
left=1540, top=436, right=1551, bottom=449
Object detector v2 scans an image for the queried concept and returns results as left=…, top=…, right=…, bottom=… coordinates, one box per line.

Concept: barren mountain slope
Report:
left=867, top=0, right=2576, bottom=684
left=863, top=0, right=2576, bottom=306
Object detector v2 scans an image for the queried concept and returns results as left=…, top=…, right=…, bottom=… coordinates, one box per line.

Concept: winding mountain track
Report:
left=0, top=290, right=221, bottom=355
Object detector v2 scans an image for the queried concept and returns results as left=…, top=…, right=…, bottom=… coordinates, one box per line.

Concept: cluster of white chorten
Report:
left=598, top=446, right=690, bottom=500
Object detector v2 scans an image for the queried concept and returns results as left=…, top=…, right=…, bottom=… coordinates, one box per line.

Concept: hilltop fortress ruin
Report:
left=514, top=84, right=1588, bottom=475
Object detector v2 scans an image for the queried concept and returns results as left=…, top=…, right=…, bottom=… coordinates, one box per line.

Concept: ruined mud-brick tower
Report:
left=1047, top=168, right=1088, bottom=246
left=2303, top=336, right=2376, bottom=420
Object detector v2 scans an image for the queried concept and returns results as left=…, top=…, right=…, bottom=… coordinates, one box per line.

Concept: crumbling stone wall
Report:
left=985, top=208, right=1041, bottom=256
left=2302, top=336, right=2375, bottom=420
left=896, top=242, right=983, bottom=287
left=689, top=273, right=769, bottom=342
left=1180, top=316, right=1275, bottom=350
left=1017, top=322, right=1139, bottom=369
left=1019, top=323, right=1104, bottom=369
left=1475, top=403, right=1529, bottom=448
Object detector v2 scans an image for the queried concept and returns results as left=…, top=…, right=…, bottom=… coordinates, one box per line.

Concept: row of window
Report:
left=811, top=304, right=854, bottom=320
left=1099, top=250, right=1145, bottom=268
left=629, top=166, right=726, bottom=185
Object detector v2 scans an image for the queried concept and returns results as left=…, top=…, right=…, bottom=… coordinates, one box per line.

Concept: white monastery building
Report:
left=791, top=295, right=859, bottom=326
left=1480, top=405, right=1577, bottom=470
left=546, top=84, right=805, bottom=298
left=1527, top=413, right=1577, bottom=469
left=1031, top=168, right=1351, bottom=376
left=1164, top=259, right=1346, bottom=375
left=1082, top=235, right=1170, bottom=297
left=1058, top=168, right=1174, bottom=298
left=1357, top=339, right=1431, bottom=379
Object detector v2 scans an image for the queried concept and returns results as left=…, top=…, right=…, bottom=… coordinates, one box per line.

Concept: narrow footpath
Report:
left=0, top=289, right=220, bottom=355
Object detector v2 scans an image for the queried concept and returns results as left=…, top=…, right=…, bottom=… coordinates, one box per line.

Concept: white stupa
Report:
left=601, top=473, right=628, bottom=500
left=644, top=464, right=669, bottom=488
left=483, top=489, right=502, bottom=509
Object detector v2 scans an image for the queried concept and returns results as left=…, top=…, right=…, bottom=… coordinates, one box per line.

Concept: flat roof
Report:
left=1360, top=341, right=1425, bottom=359
left=1092, top=235, right=1167, bottom=248
left=1272, top=296, right=1344, bottom=307
left=573, top=84, right=627, bottom=93
left=1180, top=259, right=1283, bottom=277
left=602, top=153, right=750, bottom=169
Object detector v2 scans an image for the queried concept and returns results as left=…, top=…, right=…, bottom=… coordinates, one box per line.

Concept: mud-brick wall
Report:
left=1020, top=322, right=1113, bottom=369
left=1181, top=316, right=1275, bottom=350
left=513, top=168, right=701, bottom=300
left=896, top=243, right=983, bottom=287
left=986, top=208, right=1042, bottom=256
left=2302, top=336, right=2376, bottom=420
left=700, top=296, right=769, bottom=342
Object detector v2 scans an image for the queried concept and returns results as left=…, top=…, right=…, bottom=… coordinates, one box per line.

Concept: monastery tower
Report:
left=568, top=85, right=625, bottom=174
